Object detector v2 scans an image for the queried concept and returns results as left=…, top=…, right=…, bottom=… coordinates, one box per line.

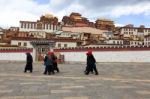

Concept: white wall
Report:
left=60, top=51, right=150, bottom=62
left=0, top=52, right=35, bottom=62
left=0, top=53, right=26, bottom=61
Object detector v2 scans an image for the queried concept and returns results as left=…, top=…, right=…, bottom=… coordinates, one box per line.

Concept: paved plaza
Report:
left=0, top=62, right=150, bottom=99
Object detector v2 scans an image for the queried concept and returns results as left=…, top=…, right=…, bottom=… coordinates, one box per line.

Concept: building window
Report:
left=113, top=41, right=115, bottom=44
left=58, top=43, right=61, bottom=47
left=18, top=42, right=21, bottom=46
left=21, top=23, right=23, bottom=28
left=64, top=44, right=67, bottom=47
left=42, top=48, right=45, bottom=53
left=117, top=41, right=119, bottom=44
left=24, top=42, right=27, bottom=46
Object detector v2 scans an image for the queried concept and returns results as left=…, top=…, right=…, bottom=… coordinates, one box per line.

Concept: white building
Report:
left=105, top=39, right=123, bottom=45
left=144, top=35, right=150, bottom=46
left=19, top=21, right=61, bottom=33
left=28, top=31, right=47, bottom=38
left=52, top=38, right=81, bottom=48
left=55, top=31, right=81, bottom=39
left=102, top=32, right=114, bottom=40
left=19, top=14, right=61, bottom=33
left=0, top=27, right=4, bottom=40
left=11, top=37, right=33, bottom=48
left=11, top=37, right=55, bottom=61
left=118, top=25, right=150, bottom=40
left=130, top=40, right=143, bottom=46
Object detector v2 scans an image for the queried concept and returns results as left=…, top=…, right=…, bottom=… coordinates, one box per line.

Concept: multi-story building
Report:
left=55, top=31, right=81, bottom=39
left=130, top=40, right=143, bottom=46
left=105, top=39, right=123, bottom=45
left=144, top=35, right=150, bottom=46
left=19, top=14, right=61, bottom=33
left=102, top=32, right=114, bottom=40
left=95, top=19, right=115, bottom=31
left=116, top=25, right=150, bottom=41
left=62, top=26, right=108, bottom=45
left=2, top=27, right=19, bottom=44
left=0, top=27, right=4, bottom=41
left=62, top=12, right=94, bottom=27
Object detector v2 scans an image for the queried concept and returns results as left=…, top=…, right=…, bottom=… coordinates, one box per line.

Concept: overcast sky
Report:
left=0, top=0, right=150, bottom=28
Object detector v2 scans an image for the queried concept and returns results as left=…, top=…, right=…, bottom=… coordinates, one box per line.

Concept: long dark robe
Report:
left=25, top=53, right=33, bottom=71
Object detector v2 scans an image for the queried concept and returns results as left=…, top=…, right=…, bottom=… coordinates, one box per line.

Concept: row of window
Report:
left=123, top=29, right=150, bottom=32
left=123, top=29, right=136, bottom=31
left=58, top=43, right=67, bottom=48
left=112, top=41, right=123, bottom=44
left=124, top=32, right=133, bottom=35
left=130, top=42, right=141, bottom=45
left=20, top=23, right=58, bottom=30
left=145, top=42, right=150, bottom=45
left=18, top=42, right=27, bottom=46
left=145, top=38, right=150, bottom=41
left=17, top=42, right=69, bottom=48
left=111, top=41, right=142, bottom=45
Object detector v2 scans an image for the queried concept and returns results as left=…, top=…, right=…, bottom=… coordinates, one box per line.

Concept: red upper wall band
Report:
left=54, top=46, right=150, bottom=52
left=0, top=49, right=33, bottom=53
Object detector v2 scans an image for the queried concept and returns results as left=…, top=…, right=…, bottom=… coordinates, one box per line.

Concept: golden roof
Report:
left=97, top=18, right=113, bottom=22
left=44, top=13, right=54, bottom=18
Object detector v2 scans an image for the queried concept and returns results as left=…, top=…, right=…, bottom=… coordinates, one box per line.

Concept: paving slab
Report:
left=0, top=62, right=150, bottom=99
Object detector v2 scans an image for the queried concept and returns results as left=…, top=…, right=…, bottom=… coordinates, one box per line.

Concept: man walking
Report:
left=85, top=50, right=98, bottom=75
left=24, top=52, right=33, bottom=73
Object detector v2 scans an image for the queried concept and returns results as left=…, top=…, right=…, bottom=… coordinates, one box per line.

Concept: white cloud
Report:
left=109, top=2, right=150, bottom=18
left=0, top=0, right=150, bottom=28
left=115, top=23, right=124, bottom=27
left=0, top=0, right=50, bottom=28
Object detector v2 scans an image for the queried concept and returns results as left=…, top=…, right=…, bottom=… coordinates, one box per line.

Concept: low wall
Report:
left=0, top=48, right=33, bottom=61
left=54, top=46, right=150, bottom=62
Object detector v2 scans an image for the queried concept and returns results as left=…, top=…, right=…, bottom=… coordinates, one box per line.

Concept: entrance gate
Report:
left=30, top=40, right=55, bottom=61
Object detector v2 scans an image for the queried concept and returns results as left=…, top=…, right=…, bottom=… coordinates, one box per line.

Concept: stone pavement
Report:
left=0, top=62, right=150, bottom=99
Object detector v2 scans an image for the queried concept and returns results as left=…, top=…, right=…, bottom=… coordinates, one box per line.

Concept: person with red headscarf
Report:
left=43, top=51, right=54, bottom=75
left=85, top=50, right=98, bottom=75
left=51, top=52, right=59, bottom=73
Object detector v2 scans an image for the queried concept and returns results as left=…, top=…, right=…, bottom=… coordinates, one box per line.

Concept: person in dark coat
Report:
left=51, top=52, right=59, bottom=73
left=43, top=51, right=54, bottom=75
left=85, top=50, right=98, bottom=75
left=84, top=52, right=94, bottom=74
left=43, top=54, right=48, bottom=74
left=24, top=52, right=33, bottom=73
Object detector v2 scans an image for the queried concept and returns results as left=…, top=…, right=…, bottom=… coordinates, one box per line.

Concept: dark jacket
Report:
left=87, top=54, right=96, bottom=66
left=51, top=55, right=57, bottom=63
left=26, top=53, right=33, bottom=63
left=45, top=56, right=53, bottom=66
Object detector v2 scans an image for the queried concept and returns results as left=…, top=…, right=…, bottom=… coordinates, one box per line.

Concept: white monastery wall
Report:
left=59, top=51, right=150, bottom=62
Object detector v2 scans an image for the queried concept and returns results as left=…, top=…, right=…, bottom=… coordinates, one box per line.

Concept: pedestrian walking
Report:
left=43, top=51, right=54, bottom=75
left=51, top=52, right=59, bottom=73
left=24, top=52, right=33, bottom=73
left=85, top=50, right=98, bottom=75
left=43, top=53, right=48, bottom=74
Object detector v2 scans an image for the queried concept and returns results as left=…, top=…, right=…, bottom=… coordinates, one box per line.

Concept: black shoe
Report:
left=85, top=72, right=89, bottom=75
left=48, top=73, right=51, bottom=75
left=95, top=73, right=99, bottom=75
